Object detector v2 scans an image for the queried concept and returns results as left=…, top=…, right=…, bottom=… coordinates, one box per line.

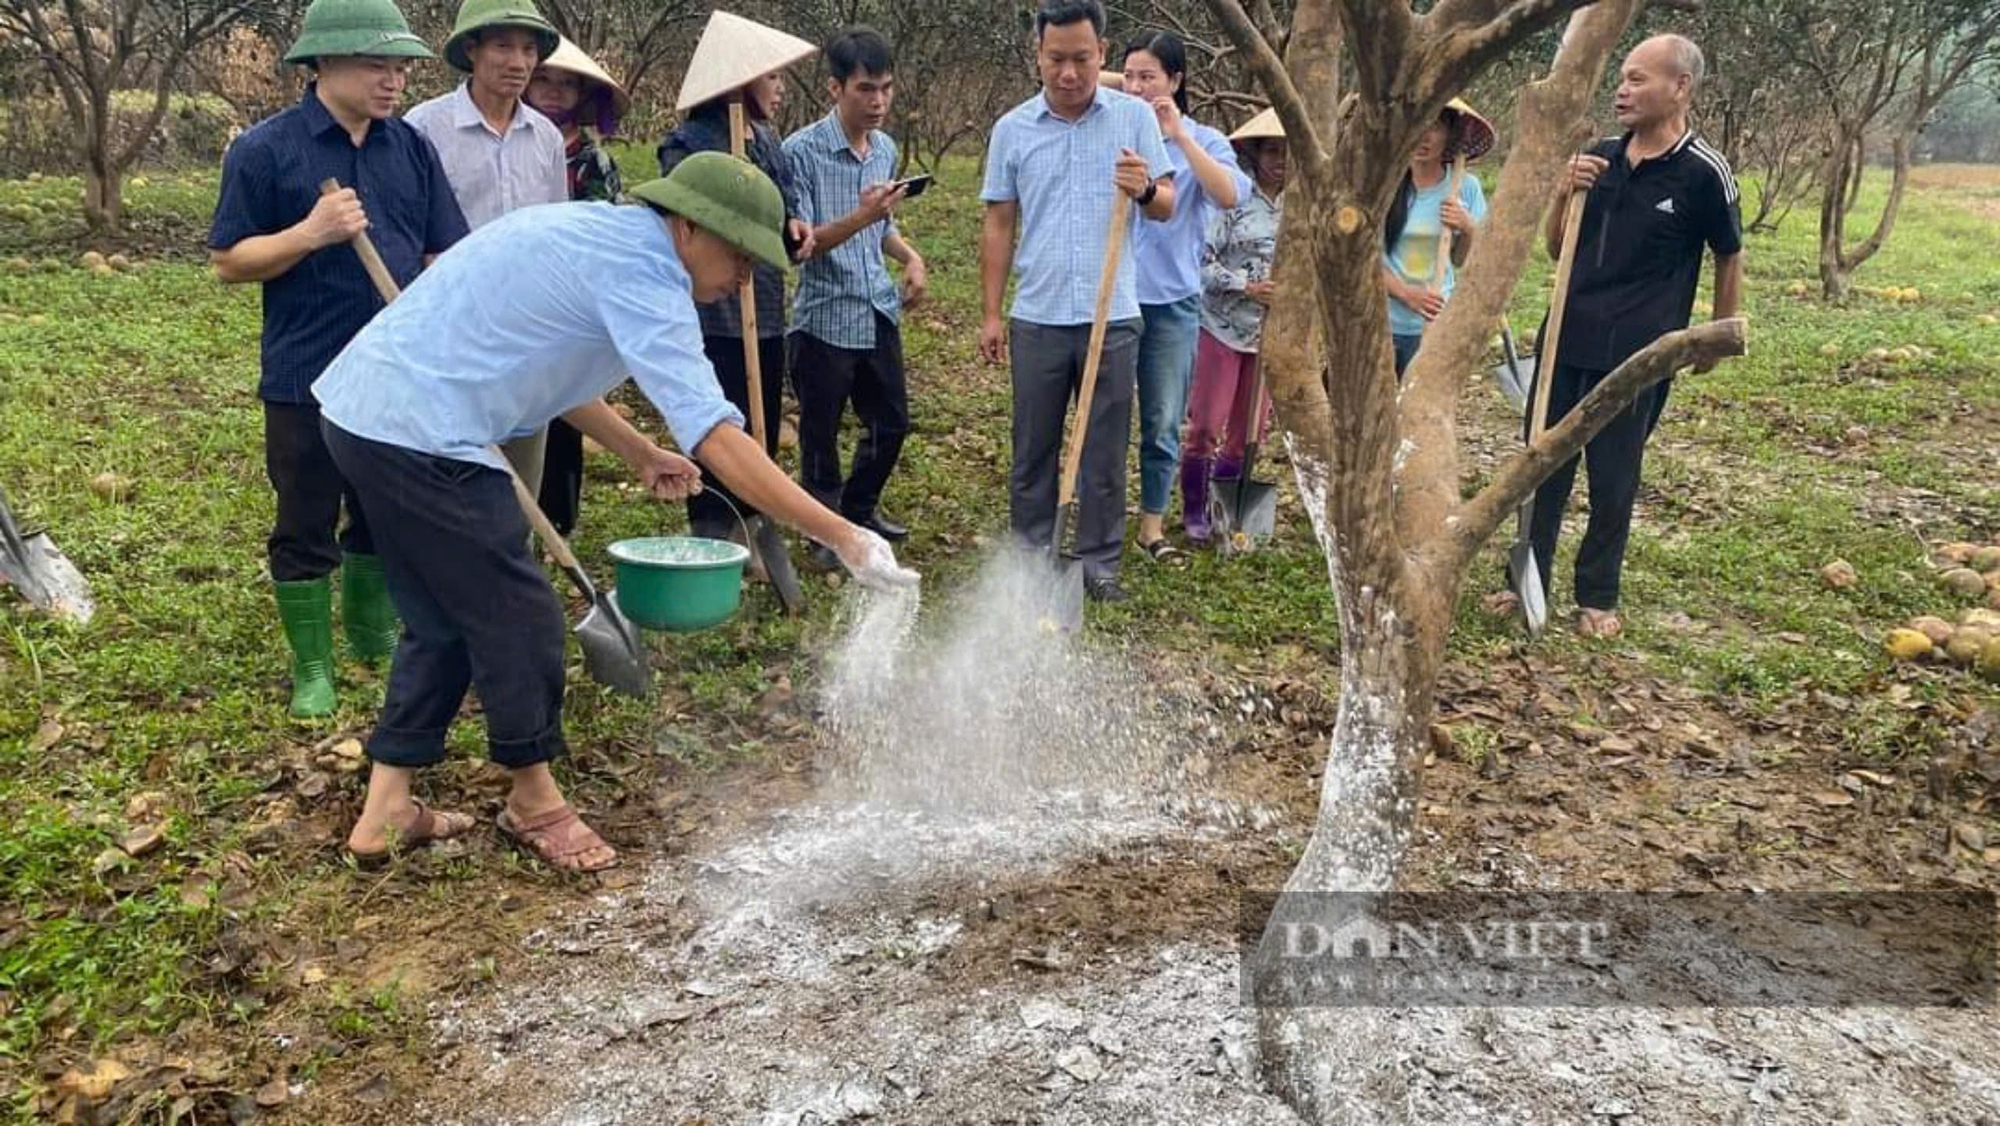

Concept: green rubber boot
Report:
left=340, top=553, right=401, bottom=663
left=274, top=578, right=338, bottom=719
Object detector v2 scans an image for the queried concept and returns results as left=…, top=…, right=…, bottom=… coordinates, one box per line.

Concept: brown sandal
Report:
left=497, top=803, right=620, bottom=873
left=347, top=800, right=476, bottom=868
left=1575, top=608, right=1623, bottom=639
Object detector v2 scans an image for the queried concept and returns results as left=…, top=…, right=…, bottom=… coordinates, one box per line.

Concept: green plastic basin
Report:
left=607, top=536, right=749, bottom=632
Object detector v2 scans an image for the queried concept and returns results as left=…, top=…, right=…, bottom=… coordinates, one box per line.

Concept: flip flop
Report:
left=346, top=800, right=476, bottom=869
left=497, top=802, right=620, bottom=873
left=1139, top=538, right=1189, bottom=569
left=1575, top=608, right=1623, bottom=639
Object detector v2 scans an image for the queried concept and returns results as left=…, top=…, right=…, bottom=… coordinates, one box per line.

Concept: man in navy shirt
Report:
left=1512, top=32, right=1743, bottom=640
left=208, top=0, right=469, bottom=719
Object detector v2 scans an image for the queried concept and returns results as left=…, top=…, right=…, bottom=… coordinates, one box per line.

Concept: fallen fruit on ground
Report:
left=79, top=250, right=105, bottom=270
left=1909, top=616, right=1954, bottom=646
left=89, top=472, right=134, bottom=501
left=1943, top=568, right=1988, bottom=598
left=1936, top=542, right=1979, bottom=566
left=1883, top=629, right=1933, bottom=661
left=1981, top=638, right=2000, bottom=681
left=1947, top=628, right=1992, bottom=666
left=1965, top=609, right=2000, bottom=630
left=1970, top=546, right=2000, bottom=573
left=1819, top=560, right=1858, bottom=590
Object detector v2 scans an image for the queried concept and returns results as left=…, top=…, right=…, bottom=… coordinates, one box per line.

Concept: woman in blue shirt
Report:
left=1382, top=99, right=1494, bottom=377
left=1116, top=32, right=1252, bottom=566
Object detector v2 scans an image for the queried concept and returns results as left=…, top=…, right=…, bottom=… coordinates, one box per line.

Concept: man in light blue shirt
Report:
left=785, top=27, right=929, bottom=560
left=403, top=0, right=568, bottom=492
left=979, top=0, right=1173, bottom=603
left=313, top=154, right=915, bottom=875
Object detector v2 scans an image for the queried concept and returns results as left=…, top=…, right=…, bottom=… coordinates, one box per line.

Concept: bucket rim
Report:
left=607, top=535, right=752, bottom=569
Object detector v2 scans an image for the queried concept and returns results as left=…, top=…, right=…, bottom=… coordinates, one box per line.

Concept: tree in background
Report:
left=0, top=0, right=263, bottom=233
left=1777, top=0, right=2000, bottom=298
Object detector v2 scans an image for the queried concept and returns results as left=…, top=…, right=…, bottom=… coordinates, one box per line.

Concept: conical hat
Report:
left=675, top=11, right=817, bottom=112
left=541, top=36, right=630, bottom=118
left=1444, top=97, right=1496, bottom=162
left=1230, top=107, right=1282, bottom=141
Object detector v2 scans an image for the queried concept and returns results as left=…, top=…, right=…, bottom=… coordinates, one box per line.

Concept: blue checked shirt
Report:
left=403, top=82, right=568, bottom=229
left=208, top=86, right=469, bottom=405
left=312, top=202, right=745, bottom=469
left=980, top=87, right=1171, bottom=326
left=784, top=112, right=901, bottom=350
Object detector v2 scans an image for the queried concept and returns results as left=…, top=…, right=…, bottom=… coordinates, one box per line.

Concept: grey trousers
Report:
left=500, top=428, right=549, bottom=497
left=1009, top=318, right=1141, bottom=581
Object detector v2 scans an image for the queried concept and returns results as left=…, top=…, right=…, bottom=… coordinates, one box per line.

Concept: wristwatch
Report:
left=1136, top=179, right=1159, bottom=207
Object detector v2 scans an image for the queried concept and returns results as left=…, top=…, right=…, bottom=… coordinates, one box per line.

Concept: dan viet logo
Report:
left=1279, top=911, right=1610, bottom=963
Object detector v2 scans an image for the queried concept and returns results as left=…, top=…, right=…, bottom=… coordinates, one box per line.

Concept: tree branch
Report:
left=1445, top=318, right=1747, bottom=566
left=1201, top=0, right=1331, bottom=187
left=1434, top=0, right=1599, bottom=91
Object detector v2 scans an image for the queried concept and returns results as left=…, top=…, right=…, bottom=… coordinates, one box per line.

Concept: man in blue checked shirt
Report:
left=208, top=0, right=469, bottom=720
left=784, top=27, right=930, bottom=566
left=980, top=0, right=1175, bottom=604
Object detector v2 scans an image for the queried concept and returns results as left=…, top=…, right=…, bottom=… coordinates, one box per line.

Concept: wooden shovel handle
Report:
left=318, top=179, right=400, bottom=302
left=1057, top=190, right=1134, bottom=510
left=1430, top=161, right=1467, bottom=291
left=1528, top=188, right=1587, bottom=444
left=726, top=99, right=769, bottom=447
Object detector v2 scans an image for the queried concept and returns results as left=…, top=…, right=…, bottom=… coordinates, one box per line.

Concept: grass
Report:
left=2, top=150, right=1997, bottom=1117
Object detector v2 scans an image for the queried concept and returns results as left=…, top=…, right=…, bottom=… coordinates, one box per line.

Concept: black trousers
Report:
left=538, top=418, right=585, bottom=538
left=322, top=421, right=568, bottom=770
left=1525, top=362, right=1668, bottom=611
left=789, top=317, right=909, bottom=522
left=264, top=401, right=373, bottom=581
left=688, top=333, right=784, bottom=537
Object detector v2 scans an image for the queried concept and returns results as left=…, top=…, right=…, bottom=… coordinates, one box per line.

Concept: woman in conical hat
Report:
left=656, top=10, right=817, bottom=549
left=1382, top=98, right=1495, bottom=377
left=527, top=36, right=629, bottom=203
left=1181, top=107, right=1285, bottom=545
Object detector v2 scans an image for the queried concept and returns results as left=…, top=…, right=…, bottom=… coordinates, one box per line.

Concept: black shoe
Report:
left=804, top=543, right=841, bottom=573
left=1084, top=577, right=1129, bottom=603
left=851, top=512, right=909, bottom=541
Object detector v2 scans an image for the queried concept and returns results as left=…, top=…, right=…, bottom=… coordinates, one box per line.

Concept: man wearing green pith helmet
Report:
left=310, top=154, right=919, bottom=872
left=207, top=0, right=469, bottom=719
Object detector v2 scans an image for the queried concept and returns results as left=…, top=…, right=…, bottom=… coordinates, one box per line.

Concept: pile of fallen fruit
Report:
left=1881, top=539, right=2000, bottom=680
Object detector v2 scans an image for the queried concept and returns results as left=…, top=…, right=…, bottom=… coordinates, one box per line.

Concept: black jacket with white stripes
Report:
left=1554, top=129, right=1743, bottom=374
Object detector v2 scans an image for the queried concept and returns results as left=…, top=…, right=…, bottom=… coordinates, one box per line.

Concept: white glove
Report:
left=834, top=526, right=919, bottom=590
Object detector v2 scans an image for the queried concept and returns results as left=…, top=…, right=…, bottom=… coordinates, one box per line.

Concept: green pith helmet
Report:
left=283, top=0, right=432, bottom=65
left=442, top=0, right=558, bottom=72
left=627, top=153, right=788, bottom=272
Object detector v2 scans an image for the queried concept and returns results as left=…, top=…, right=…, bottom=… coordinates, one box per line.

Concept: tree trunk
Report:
left=83, top=151, right=122, bottom=235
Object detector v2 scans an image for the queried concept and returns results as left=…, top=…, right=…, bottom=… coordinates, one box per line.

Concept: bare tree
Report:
left=1193, top=0, right=1745, bottom=1109
left=1777, top=0, right=2000, bottom=298
left=0, top=0, right=262, bottom=233
left=535, top=0, right=706, bottom=100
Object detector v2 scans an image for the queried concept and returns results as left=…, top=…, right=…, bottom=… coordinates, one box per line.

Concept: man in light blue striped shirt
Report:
left=784, top=27, right=929, bottom=554
left=980, top=0, right=1173, bottom=603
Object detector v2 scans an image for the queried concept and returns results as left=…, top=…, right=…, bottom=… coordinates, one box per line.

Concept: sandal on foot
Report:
left=1575, top=608, right=1623, bottom=639
left=347, top=800, right=476, bottom=868
left=1138, top=538, right=1189, bottom=569
left=497, top=803, right=620, bottom=873
left=1481, top=590, right=1521, bottom=617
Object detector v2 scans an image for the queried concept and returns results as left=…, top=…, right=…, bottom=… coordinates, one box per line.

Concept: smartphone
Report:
left=890, top=174, right=933, bottom=199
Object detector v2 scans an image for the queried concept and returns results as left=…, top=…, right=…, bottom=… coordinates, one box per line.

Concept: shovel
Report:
left=1489, top=322, right=1531, bottom=411
left=1508, top=187, right=1588, bottom=637
left=1047, top=190, right=1134, bottom=630
left=325, top=180, right=651, bottom=696
left=1208, top=354, right=1277, bottom=554
left=0, top=483, right=94, bottom=623
left=728, top=99, right=805, bottom=615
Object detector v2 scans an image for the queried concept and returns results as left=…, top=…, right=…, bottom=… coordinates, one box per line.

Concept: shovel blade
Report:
left=1048, top=553, right=1086, bottom=633
left=0, top=510, right=94, bottom=623
left=1488, top=354, right=1531, bottom=411
left=1507, top=538, right=1549, bottom=637
left=575, top=593, right=652, bottom=698
left=752, top=517, right=804, bottom=615
left=1210, top=476, right=1277, bottom=548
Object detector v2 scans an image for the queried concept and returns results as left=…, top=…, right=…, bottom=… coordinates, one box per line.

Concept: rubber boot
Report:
left=340, top=553, right=400, bottom=663
left=1181, top=456, right=1213, bottom=543
left=274, top=579, right=338, bottom=719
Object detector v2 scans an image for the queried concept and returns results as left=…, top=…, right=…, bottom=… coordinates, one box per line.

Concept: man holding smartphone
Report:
left=783, top=26, right=929, bottom=560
